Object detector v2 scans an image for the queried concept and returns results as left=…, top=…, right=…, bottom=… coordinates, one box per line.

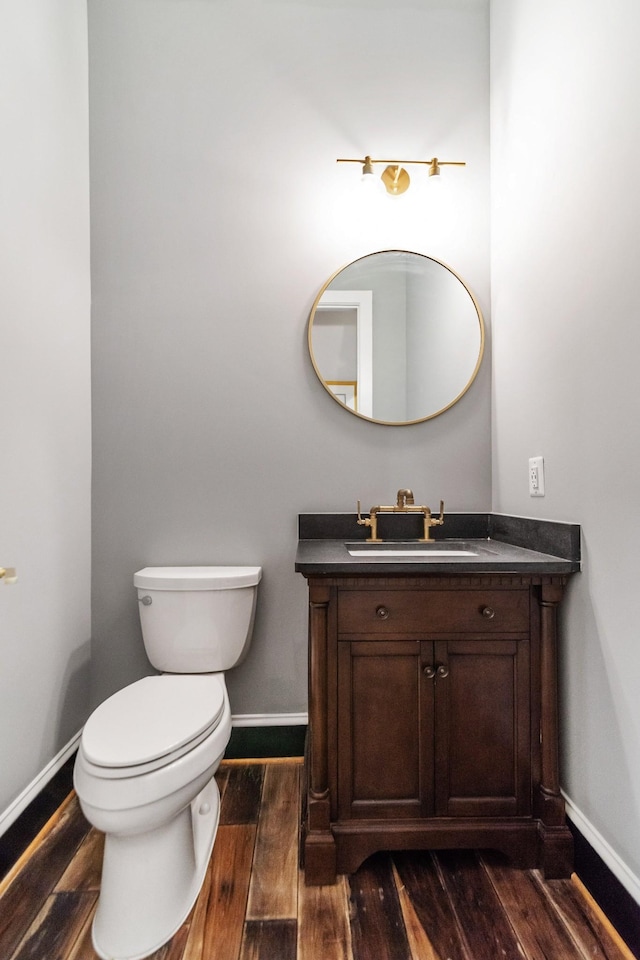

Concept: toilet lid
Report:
left=82, top=675, right=226, bottom=769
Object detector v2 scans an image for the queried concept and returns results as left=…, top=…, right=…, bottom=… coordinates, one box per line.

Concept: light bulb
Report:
left=360, top=157, right=384, bottom=193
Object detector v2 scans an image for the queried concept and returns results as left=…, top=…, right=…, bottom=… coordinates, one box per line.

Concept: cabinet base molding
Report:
left=303, top=832, right=337, bottom=886
left=303, top=817, right=574, bottom=884
left=537, top=821, right=574, bottom=879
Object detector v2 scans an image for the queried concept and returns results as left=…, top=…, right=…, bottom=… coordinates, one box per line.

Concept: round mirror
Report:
left=308, top=250, right=485, bottom=425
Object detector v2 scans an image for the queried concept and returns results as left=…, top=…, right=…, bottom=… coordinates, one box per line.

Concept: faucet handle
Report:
left=437, top=500, right=445, bottom=523
left=356, top=500, right=373, bottom=530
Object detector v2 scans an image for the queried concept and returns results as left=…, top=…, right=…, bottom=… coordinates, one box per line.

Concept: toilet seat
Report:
left=81, top=674, right=226, bottom=778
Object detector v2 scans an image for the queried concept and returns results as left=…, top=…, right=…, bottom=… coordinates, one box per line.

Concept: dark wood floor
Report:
left=0, top=759, right=634, bottom=960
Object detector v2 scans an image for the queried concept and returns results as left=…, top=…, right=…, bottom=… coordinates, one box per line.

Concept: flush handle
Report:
left=139, top=595, right=152, bottom=606
left=375, top=605, right=390, bottom=620
left=481, top=606, right=495, bottom=620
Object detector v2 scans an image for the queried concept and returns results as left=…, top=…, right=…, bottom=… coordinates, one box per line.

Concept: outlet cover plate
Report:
left=529, top=456, right=545, bottom=497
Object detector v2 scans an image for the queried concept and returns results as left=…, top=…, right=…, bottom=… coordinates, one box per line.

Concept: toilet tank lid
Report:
left=134, top=565, right=262, bottom=590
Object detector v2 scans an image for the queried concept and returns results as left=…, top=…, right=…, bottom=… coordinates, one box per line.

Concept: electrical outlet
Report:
left=529, top=456, right=545, bottom=497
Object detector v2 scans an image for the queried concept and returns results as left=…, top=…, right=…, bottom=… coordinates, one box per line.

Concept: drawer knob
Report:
left=423, top=665, right=436, bottom=679
left=481, top=606, right=495, bottom=619
left=436, top=664, right=450, bottom=679
left=375, top=605, right=390, bottom=620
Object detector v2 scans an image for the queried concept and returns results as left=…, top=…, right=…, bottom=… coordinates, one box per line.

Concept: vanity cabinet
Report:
left=302, top=574, right=573, bottom=885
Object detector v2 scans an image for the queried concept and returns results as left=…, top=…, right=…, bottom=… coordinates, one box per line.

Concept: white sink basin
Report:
left=346, top=541, right=479, bottom=558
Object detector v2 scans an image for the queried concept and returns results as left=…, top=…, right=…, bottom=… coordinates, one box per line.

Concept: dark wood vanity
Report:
left=296, top=514, right=580, bottom=886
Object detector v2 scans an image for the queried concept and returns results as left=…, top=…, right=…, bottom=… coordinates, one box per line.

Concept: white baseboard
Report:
left=0, top=731, right=82, bottom=838
left=231, top=712, right=308, bottom=728
left=563, top=791, right=640, bottom=905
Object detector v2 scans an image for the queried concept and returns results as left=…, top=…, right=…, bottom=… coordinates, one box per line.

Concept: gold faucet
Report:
left=356, top=489, right=445, bottom=542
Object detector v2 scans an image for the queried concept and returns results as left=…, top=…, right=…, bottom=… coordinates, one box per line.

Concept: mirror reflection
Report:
left=308, top=250, right=484, bottom=425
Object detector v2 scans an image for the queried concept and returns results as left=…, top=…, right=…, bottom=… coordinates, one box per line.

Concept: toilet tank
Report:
left=133, top=566, right=262, bottom=673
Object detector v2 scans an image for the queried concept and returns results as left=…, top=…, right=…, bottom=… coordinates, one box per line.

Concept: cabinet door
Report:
left=433, top=638, right=531, bottom=817
left=337, top=640, right=434, bottom=820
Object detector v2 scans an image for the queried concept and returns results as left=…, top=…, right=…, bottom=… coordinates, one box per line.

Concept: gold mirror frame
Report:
left=308, top=250, right=485, bottom=426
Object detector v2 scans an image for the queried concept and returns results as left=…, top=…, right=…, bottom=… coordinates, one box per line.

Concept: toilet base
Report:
left=91, top=775, right=220, bottom=960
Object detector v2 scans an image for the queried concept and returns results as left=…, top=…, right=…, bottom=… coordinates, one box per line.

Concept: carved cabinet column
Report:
left=303, top=581, right=336, bottom=883
left=535, top=577, right=573, bottom=877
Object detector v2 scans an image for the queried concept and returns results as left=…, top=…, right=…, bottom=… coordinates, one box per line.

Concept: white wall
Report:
left=491, top=0, right=640, bottom=899
left=88, top=0, right=491, bottom=715
left=0, top=2, right=91, bottom=822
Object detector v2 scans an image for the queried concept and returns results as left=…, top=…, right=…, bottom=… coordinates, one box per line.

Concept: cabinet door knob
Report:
left=436, top=664, right=450, bottom=679
left=423, top=665, right=436, bottom=679
left=481, top=606, right=495, bottom=619
left=375, top=605, right=390, bottom=620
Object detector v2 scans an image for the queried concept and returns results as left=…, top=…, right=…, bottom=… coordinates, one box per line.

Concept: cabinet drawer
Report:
left=338, top=589, right=530, bottom=635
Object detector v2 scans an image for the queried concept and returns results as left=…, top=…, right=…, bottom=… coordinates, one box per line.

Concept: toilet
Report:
left=74, top=565, right=262, bottom=960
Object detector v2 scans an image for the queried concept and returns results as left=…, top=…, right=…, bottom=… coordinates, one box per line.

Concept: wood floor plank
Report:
left=182, top=823, right=256, bottom=960
left=180, top=855, right=215, bottom=960
left=220, top=764, right=265, bottom=825
left=246, top=763, right=300, bottom=920
left=434, top=850, right=525, bottom=960
left=297, top=873, right=353, bottom=960
left=0, top=791, right=76, bottom=897
left=482, top=854, right=585, bottom=959
left=215, top=764, right=231, bottom=801
left=54, top=828, right=104, bottom=893
left=7, top=891, right=97, bottom=960
left=152, top=923, right=192, bottom=960
left=239, top=919, right=297, bottom=960
left=64, top=902, right=99, bottom=960
left=349, top=853, right=412, bottom=960
left=393, top=852, right=469, bottom=960
left=180, top=855, right=216, bottom=960
left=535, top=873, right=633, bottom=960
left=0, top=796, right=92, bottom=960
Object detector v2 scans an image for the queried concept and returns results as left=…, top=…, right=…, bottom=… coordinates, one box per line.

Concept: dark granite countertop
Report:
left=295, top=513, right=581, bottom=576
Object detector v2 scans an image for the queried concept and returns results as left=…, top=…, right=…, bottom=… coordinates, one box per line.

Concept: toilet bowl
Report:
left=74, top=566, right=261, bottom=960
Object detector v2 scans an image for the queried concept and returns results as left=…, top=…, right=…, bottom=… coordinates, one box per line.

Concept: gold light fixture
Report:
left=337, top=155, right=465, bottom=195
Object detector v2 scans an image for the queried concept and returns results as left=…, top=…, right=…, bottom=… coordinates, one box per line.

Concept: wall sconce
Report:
left=337, top=155, right=465, bottom=196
